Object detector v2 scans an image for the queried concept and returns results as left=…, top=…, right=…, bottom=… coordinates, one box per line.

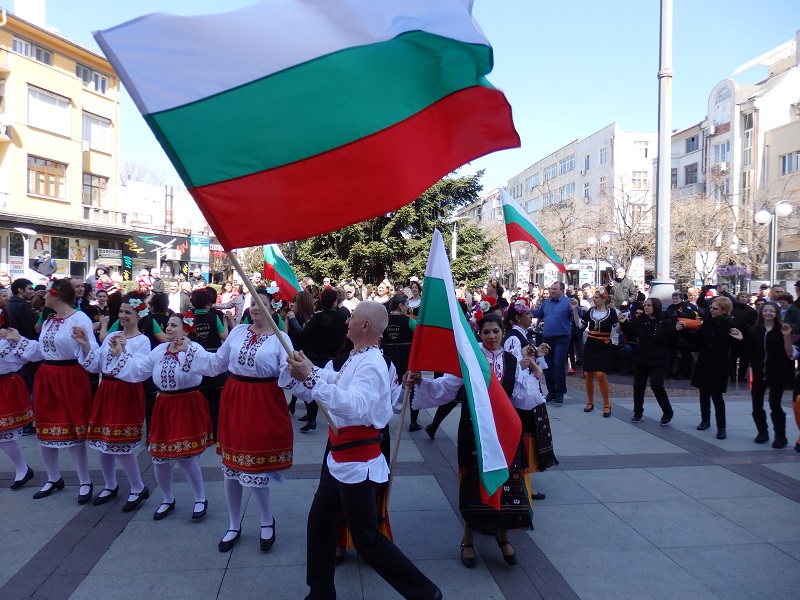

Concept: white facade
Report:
left=117, top=180, right=208, bottom=236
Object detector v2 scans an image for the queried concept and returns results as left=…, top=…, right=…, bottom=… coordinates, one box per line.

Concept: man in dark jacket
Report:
left=607, top=267, right=637, bottom=309
left=32, top=251, right=57, bottom=277
left=7, top=278, right=38, bottom=340
left=730, top=292, right=757, bottom=381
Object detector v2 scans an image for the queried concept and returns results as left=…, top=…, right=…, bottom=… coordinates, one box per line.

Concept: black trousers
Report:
left=699, top=388, right=726, bottom=429
left=632, top=365, right=673, bottom=418
left=306, top=466, right=439, bottom=600
left=751, top=377, right=786, bottom=438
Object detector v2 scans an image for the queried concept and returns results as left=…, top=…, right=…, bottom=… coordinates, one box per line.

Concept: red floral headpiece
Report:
left=180, top=311, right=196, bottom=333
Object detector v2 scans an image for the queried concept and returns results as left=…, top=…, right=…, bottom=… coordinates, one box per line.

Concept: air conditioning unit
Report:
left=164, top=249, right=182, bottom=261
left=776, top=262, right=800, bottom=270
left=716, top=162, right=728, bottom=171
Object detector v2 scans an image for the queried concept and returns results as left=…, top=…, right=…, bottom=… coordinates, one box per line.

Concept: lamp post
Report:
left=449, top=215, right=470, bottom=261
left=587, top=234, right=610, bottom=288
left=754, top=201, right=792, bottom=284
left=14, top=226, right=37, bottom=277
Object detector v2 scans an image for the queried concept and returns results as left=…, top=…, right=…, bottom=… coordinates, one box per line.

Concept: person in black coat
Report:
left=730, top=303, right=793, bottom=448
left=730, top=292, right=758, bottom=382
left=618, top=297, right=674, bottom=424
left=678, top=296, right=742, bottom=440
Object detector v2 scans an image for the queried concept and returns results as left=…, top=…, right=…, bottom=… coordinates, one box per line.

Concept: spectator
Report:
left=531, top=281, right=573, bottom=403
left=86, top=265, right=113, bottom=291
left=730, top=292, right=758, bottom=382
left=0, top=272, right=11, bottom=290
left=189, top=268, right=207, bottom=290
left=167, top=278, right=190, bottom=314
left=341, top=282, right=360, bottom=312
left=607, top=267, right=637, bottom=309
left=7, top=279, right=38, bottom=340
left=32, top=251, right=57, bottom=277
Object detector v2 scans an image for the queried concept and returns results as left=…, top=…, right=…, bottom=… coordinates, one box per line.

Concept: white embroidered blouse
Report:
left=39, top=311, right=97, bottom=360
left=0, top=338, right=42, bottom=375
left=78, top=332, right=151, bottom=382
left=185, top=324, right=292, bottom=379
left=124, top=341, right=204, bottom=391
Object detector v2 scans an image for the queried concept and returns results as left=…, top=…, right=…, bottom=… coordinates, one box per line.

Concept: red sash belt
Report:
left=329, top=425, right=381, bottom=462
left=587, top=331, right=611, bottom=344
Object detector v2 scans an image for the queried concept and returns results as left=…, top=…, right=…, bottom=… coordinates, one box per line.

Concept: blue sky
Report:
left=39, top=0, right=799, bottom=191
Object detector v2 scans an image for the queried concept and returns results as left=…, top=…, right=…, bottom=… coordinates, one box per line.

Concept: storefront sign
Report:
left=190, top=234, right=210, bottom=263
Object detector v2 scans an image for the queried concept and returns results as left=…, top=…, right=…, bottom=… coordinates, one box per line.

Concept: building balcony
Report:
left=671, top=182, right=704, bottom=200
left=83, top=206, right=129, bottom=227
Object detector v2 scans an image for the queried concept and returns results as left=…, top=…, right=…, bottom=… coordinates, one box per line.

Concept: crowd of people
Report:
left=2, top=263, right=800, bottom=599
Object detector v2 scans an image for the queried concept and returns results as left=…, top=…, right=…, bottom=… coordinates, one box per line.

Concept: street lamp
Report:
left=587, top=234, right=610, bottom=287
left=14, top=226, right=37, bottom=277
left=449, top=215, right=470, bottom=261
left=754, top=201, right=792, bottom=284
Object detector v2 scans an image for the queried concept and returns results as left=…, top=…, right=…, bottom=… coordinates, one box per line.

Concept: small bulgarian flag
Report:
left=409, top=230, right=521, bottom=509
left=500, top=189, right=567, bottom=274
left=94, top=0, right=520, bottom=250
left=263, top=244, right=302, bottom=302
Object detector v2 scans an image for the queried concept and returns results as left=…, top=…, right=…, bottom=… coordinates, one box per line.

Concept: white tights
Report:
left=0, top=439, right=28, bottom=480
left=153, top=456, right=206, bottom=504
left=39, top=443, right=91, bottom=488
left=97, top=452, right=146, bottom=498
left=221, top=478, right=274, bottom=542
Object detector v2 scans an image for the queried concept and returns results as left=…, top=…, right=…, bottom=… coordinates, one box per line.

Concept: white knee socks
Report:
left=0, top=440, right=28, bottom=479
left=223, top=477, right=243, bottom=541
left=40, top=445, right=61, bottom=482
left=176, top=456, right=206, bottom=502
left=251, top=486, right=274, bottom=540
left=117, top=453, right=145, bottom=494
left=98, top=452, right=119, bottom=491
left=153, top=461, right=174, bottom=503
left=67, top=443, right=91, bottom=485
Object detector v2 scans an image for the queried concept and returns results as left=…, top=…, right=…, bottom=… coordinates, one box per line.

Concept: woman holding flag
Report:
left=406, top=314, right=545, bottom=568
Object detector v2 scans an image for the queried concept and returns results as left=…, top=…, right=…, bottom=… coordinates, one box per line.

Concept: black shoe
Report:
left=795, top=443, right=800, bottom=453
left=716, top=428, right=727, bottom=440
left=554, top=395, right=564, bottom=403
left=260, top=518, right=276, bottom=552
left=218, top=529, right=241, bottom=553
left=122, top=486, right=150, bottom=512
left=192, top=499, right=208, bottom=520
left=424, top=424, right=436, bottom=440
left=10, top=466, right=34, bottom=491
left=298, top=414, right=309, bottom=422
left=603, top=407, right=611, bottom=418
left=32, top=478, right=65, bottom=499
left=92, top=485, right=120, bottom=506
left=696, top=421, right=711, bottom=431
left=660, top=414, right=673, bottom=426
left=754, top=432, right=770, bottom=444
left=531, top=492, right=546, bottom=500
left=772, top=437, right=788, bottom=449
left=409, top=422, right=422, bottom=432
left=460, top=543, right=476, bottom=568
left=77, top=483, right=94, bottom=505
left=299, top=420, right=316, bottom=433
left=432, top=589, right=443, bottom=600
left=631, top=414, right=643, bottom=423
left=496, top=538, right=518, bottom=566
left=153, top=500, right=176, bottom=520
left=288, top=399, right=297, bottom=415
left=583, top=404, right=594, bottom=413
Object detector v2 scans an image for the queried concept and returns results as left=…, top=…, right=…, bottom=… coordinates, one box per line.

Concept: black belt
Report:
left=158, top=386, right=200, bottom=395
left=329, top=436, right=382, bottom=452
left=43, top=359, right=79, bottom=366
left=228, top=373, right=276, bottom=383
left=0, top=372, right=16, bottom=379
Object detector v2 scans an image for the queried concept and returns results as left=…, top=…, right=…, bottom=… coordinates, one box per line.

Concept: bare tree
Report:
left=120, top=158, right=167, bottom=186
left=235, top=246, right=264, bottom=279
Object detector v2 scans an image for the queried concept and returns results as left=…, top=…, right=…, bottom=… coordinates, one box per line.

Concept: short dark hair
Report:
left=387, top=293, right=408, bottom=312
left=190, top=288, right=212, bottom=309
left=320, top=288, right=337, bottom=310
left=11, top=278, right=32, bottom=296
left=150, top=292, right=169, bottom=313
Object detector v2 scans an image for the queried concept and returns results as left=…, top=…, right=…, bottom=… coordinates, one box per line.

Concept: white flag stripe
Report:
left=94, top=0, right=489, bottom=116
left=426, top=230, right=506, bottom=473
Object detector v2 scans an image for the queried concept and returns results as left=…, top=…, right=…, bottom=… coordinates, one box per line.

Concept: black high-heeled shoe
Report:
left=496, top=538, right=518, bottom=566
left=218, top=529, right=241, bottom=553
left=32, top=478, right=65, bottom=499
left=11, top=466, right=34, bottom=490
left=92, top=485, right=120, bottom=506
left=122, top=486, right=150, bottom=512
left=78, top=483, right=94, bottom=505
left=260, top=518, right=276, bottom=552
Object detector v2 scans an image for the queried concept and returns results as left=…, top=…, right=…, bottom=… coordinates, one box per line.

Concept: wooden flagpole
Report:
left=385, top=384, right=411, bottom=508
left=226, top=250, right=338, bottom=435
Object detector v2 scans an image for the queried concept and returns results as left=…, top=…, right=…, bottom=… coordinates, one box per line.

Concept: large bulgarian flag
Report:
left=409, top=230, right=521, bottom=509
left=500, top=189, right=567, bottom=274
left=94, top=0, right=520, bottom=251
left=263, top=244, right=302, bottom=302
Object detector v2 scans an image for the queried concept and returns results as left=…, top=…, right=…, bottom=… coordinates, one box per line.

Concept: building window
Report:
left=525, top=172, right=540, bottom=190
left=27, top=86, right=71, bottom=137
left=76, top=64, right=109, bottom=95
left=83, top=174, right=108, bottom=208
left=599, top=147, right=607, bottom=165
left=685, top=163, right=698, bottom=185
left=544, top=192, right=558, bottom=208
left=631, top=171, right=649, bottom=190
left=634, top=140, right=649, bottom=158
left=583, top=154, right=590, bottom=171
left=685, top=135, right=699, bottom=153
left=741, top=170, right=752, bottom=203
left=559, top=182, right=575, bottom=202
left=558, top=155, right=575, bottom=175
left=713, top=141, right=730, bottom=165
left=544, top=163, right=557, bottom=181
left=779, top=151, right=800, bottom=176
left=583, top=182, right=590, bottom=200
left=742, top=113, right=754, bottom=168
left=525, top=198, right=541, bottom=213
left=28, top=156, right=67, bottom=199
left=670, top=168, right=678, bottom=188
left=13, top=37, right=53, bottom=65
left=599, top=175, right=607, bottom=195
left=82, top=112, right=112, bottom=154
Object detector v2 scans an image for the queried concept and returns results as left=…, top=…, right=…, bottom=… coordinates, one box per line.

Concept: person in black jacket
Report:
left=619, top=297, right=674, bottom=424
left=731, top=303, right=792, bottom=448
left=730, top=292, right=758, bottom=382
left=679, top=296, right=741, bottom=440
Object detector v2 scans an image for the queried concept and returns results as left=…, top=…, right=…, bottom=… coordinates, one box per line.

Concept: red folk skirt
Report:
left=0, top=373, right=35, bottom=440
left=87, top=377, right=146, bottom=454
left=217, top=376, right=293, bottom=480
left=147, top=388, right=213, bottom=460
left=33, top=362, right=92, bottom=447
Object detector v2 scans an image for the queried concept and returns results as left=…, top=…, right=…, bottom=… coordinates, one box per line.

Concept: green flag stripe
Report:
left=502, top=204, right=562, bottom=258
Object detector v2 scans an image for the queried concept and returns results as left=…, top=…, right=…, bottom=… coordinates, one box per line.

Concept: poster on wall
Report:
left=69, top=238, right=88, bottom=261
left=9, top=257, right=25, bottom=277
left=31, top=234, right=50, bottom=256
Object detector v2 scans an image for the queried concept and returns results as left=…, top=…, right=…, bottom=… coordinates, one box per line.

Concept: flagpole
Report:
left=385, top=385, right=411, bottom=508
left=226, top=250, right=339, bottom=435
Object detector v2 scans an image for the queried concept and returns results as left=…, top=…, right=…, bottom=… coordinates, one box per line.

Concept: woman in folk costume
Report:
left=26, top=279, right=98, bottom=503
left=73, top=291, right=151, bottom=511
left=118, top=312, right=213, bottom=521
left=175, top=287, right=293, bottom=553
left=0, top=329, right=38, bottom=490
left=570, top=288, right=617, bottom=417
left=406, top=314, right=545, bottom=568
left=502, top=299, right=557, bottom=501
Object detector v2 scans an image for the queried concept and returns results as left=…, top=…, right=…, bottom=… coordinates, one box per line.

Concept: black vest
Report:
left=193, top=311, right=223, bottom=351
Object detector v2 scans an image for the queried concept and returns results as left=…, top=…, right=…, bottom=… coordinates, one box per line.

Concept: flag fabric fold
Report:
left=94, top=0, right=520, bottom=250
left=409, top=230, right=521, bottom=509
left=500, top=189, right=567, bottom=274
left=263, top=244, right=302, bottom=302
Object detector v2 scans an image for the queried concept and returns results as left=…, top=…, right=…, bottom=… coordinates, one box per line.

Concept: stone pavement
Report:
left=1, top=375, right=800, bottom=600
